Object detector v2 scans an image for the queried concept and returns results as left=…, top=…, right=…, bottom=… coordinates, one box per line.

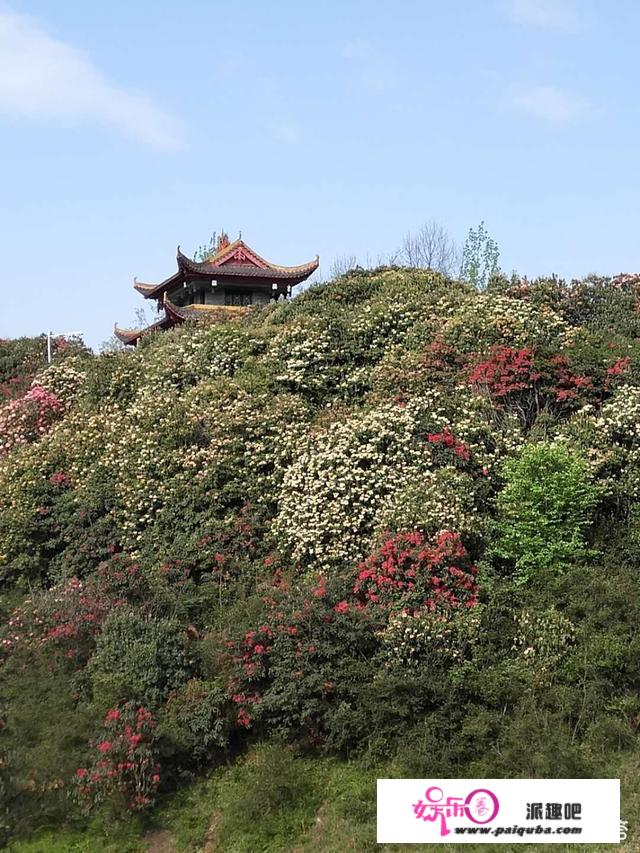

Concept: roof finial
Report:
left=239, top=229, right=242, bottom=239
left=216, top=231, right=230, bottom=252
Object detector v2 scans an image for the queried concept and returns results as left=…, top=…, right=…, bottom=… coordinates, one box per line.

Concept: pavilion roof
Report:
left=136, top=238, right=319, bottom=300
left=113, top=315, right=172, bottom=345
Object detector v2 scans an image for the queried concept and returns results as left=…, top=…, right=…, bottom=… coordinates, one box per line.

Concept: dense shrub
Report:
left=493, top=443, right=599, bottom=582
left=87, top=611, right=192, bottom=711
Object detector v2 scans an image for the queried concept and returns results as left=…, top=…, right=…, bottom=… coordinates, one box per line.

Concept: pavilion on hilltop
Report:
left=114, top=233, right=319, bottom=346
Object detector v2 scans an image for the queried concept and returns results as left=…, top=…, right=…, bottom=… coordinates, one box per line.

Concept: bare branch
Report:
left=329, top=254, right=359, bottom=279
left=397, top=220, right=459, bottom=275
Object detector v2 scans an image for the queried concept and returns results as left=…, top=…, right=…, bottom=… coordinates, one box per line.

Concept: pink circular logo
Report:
left=464, top=788, right=500, bottom=824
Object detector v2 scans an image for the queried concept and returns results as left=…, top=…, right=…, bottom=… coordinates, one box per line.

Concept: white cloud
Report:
left=506, top=0, right=580, bottom=32
left=0, top=8, right=184, bottom=150
left=514, top=85, right=588, bottom=122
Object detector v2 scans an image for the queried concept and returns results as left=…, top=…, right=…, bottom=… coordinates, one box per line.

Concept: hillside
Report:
left=1, top=267, right=640, bottom=851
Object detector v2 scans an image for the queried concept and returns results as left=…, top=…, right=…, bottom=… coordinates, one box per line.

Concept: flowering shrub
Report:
left=0, top=384, right=64, bottom=457
left=375, top=467, right=482, bottom=538
left=0, top=336, right=47, bottom=401
left=370, top=339, right=462, bottom=396
left=352, top=530, right=479, bottom=613
left=427, top=427, right=471, bottom=462
left=468, top=345, right=599, bottom=428
left=35, top=359, right=87, bottom=406
left=271, top=321, right=339, bottom=399
left=469, top=345, right=540, bottom=400
left=0, top=557, right=145, bottom=665
left=75, top=703, right=160, bottom=814
left=142, top=323, right=265, bottom=391
left=221, top=570, right=380, bottom=745
left=441, top=292, right=574, bottom=352
left=579, top=386, right=640, bottom=502
left=380, top=606, right=483, bottom=668
left=512, top=608, right=576, bottom=674
left=274, top=395, right=450, bottom=572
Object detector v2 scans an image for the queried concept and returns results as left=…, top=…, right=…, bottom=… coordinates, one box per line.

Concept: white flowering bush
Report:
left=271, top=321, right=337, bottom=397
left=141, top=323, right=265, bottom=391
left=376, top=467, right=480, bottom=537
left=273, top=395, right=449, bottom=571
left=439, top=293, right=574, bottom=353
left=34, top=359, right=87, bottom=406
left=512, top=608, right=576, bottom=673
left=560, top=387, right=640, bottom=503
left=380, top=606, right=483, bottom=669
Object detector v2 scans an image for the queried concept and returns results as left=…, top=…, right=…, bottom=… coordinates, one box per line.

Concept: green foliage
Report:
left=214, top=743, right=321, bottom=851
left=0, top=647, right=94, bottom=839
left=159, top=679, right=231, bottom=769
left=460, top=220, right=500, bottom=291
left=493, top=443, right=599, bottom=582
left=87, top=612, right=192, bottom=711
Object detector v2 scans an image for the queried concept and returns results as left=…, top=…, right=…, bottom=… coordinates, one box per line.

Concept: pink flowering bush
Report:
left=0, top=385, right=64, bottom=457
left=74, top=703, right=161, bottom=814
left=0, top=556, right=146, bottom=666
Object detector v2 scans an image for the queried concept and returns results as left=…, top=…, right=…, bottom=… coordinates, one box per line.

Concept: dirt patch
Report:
left=202, top=808, right=223, bottom=853
left=144, top=828, right=177, bottom=853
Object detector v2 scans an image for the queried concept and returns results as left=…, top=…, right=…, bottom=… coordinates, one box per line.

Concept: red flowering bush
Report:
left=427, top=427, right=471, bottom=463
left=548, top=355, right=593, bottom=402
left=605, top=356, right=631, bottom=390
left=74, top=703, right=160, bottom=814
left=469, top=345, right=540, bottom=400
left=220, top=568, right=379, bottom=744
left=353, top=530, right=479, bottom=613
left=219, top=531, right=480, bottom=748
left=468, top=345, right=607, bottom=427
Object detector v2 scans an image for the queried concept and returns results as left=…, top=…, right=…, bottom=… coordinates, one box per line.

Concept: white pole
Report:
left=46, top=331, right=82, bottom=364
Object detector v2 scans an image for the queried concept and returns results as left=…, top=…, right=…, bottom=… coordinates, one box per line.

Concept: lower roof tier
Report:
left=114, top=300, right=253, bottom=346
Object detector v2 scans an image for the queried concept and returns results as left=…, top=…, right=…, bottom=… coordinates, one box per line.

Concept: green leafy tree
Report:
left=460, top=221, right=500, bottom=290
left=493, top=443, right=599, bottom=582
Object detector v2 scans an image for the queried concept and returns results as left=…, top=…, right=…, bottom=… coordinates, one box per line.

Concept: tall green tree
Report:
left=460, top=221, right=500, bottom=290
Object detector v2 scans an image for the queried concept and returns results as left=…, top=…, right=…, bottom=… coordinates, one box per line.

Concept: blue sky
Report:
left=0, top=0, right=639, bottom=349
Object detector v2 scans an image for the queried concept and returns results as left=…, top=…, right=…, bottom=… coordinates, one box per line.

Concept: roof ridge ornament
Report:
left=216, top=232, right=230, bottom=253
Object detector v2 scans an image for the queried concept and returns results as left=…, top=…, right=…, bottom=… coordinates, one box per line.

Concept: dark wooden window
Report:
left=225, top=290, right=253, bottom=307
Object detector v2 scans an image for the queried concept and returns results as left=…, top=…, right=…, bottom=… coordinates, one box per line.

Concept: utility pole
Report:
left=47, top=331, right=82, bottom=364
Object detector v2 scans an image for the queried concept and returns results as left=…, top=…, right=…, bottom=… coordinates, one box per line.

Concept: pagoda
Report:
left=115, top=233, right=319, bottom=346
